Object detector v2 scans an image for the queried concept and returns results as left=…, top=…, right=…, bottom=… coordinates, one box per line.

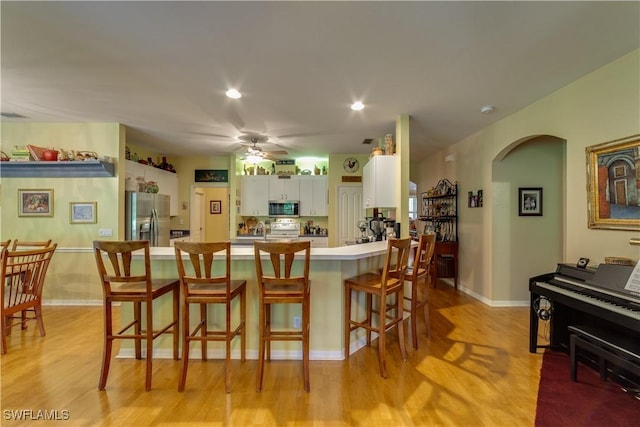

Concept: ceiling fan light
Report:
left=226, top=88, right=242, bottom=99
left=351, top=101, right=364, bottom=111
left=245, top=153, right=263, bottom=164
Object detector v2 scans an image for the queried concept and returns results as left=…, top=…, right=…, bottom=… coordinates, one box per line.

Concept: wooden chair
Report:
left=93, top=240, right=179, bottom=391
left=173, top=241, right=246, bottom=393
left=1, top=240, right=11, bottom=253
left=11, top=239, right=52, bottom=250
left=1, top=244, right=57, bottom=354
left=254, top=241, right=311, bottom=392
left=344, top=238, right=411, bottom=378
left=9, top=239, right=53, bottom=330
left=403, top=233, right=436, bottom=349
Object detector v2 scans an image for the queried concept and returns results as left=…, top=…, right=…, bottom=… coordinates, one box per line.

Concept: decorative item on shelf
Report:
left=370, top=146, right=383, bottom=157
left=125, top=146, right=131, bottom=160
left=10, top=146, right=30, bottom=161
left=41, top=149, right=58, bottom=161
left=384, top=134, right=395, bottom=155
left=1, top=151, right=10, bottom=161
left=314, top=165, right=321, bottom=175
left=136, top=176, right=146, bottom=192
left=604, top=257, right=634, bottom=266
left=145, top=181, right=159, bottom=193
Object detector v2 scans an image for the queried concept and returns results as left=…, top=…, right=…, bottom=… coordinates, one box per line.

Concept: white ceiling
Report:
left=2, top=1, right=639, bottom=161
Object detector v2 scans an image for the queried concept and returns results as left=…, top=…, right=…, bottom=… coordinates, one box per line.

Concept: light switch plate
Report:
left=98, top=228, right=113, bottom=237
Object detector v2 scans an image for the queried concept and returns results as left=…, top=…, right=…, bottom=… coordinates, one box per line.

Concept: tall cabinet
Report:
left=363, top=155, right=398, bottom=208
left=419, top=179, right=458, bottom=288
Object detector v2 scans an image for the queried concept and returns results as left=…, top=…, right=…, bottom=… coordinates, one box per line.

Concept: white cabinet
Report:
left=363, top=155, right=398, bottom=208
left=126, top=160, right=179, bottom=216
left=241, top=176, right=269, bottom=216
left=299, top=236, right=328, bottom=248
left=299, top=176, right=328, bottom=216
left=268, top=175, right=300, bottom=201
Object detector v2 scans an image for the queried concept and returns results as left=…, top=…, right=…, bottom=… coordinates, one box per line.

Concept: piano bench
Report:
left=568, top=325, right=640, bottom=383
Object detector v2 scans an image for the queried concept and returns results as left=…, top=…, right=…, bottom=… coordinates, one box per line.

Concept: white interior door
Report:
left=337, top=185, right=364, bottom=246
left=190, top=190, right=204, bottom=242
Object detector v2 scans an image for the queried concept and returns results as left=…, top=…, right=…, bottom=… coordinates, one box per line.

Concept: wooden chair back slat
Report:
left=11, top=239, right=52, bottom=251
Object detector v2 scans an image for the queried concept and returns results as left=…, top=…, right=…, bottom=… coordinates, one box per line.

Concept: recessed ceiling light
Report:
left=226, top=88, right=242, bottom=99
left=480, top=105, right=495, bottom=114
left=351, top=101, right=364, bottom=111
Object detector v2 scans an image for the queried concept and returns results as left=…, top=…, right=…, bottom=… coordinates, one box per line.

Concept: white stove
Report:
left=266, top=218, right=300, bottom=241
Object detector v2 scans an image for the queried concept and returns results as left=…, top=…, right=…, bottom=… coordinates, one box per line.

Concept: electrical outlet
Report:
left=98, top=228, right=113, bottom=237
left=292, top=316, right=301, bottom=329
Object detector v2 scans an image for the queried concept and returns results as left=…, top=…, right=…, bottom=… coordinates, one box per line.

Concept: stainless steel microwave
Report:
left=268, top=200, right=300, bottom=217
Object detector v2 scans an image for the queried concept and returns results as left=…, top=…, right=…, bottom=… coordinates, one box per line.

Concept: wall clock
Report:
left=343, top=158, right=359, bottom=173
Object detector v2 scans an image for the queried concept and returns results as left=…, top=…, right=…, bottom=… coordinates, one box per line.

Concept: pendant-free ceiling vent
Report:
left=362, top=138, right=374, bottom=145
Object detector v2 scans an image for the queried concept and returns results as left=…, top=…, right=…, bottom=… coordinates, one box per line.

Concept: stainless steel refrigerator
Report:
left=125, top=191, right=170, bottom=247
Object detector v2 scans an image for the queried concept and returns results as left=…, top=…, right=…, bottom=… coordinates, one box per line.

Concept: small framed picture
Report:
left=70, top=202, right=97, bottom=224
left=18, top=189, right=54, bottom=217
left=518, top=187, right=543, bottom=216
left=210, top=200, right=222, bottom=214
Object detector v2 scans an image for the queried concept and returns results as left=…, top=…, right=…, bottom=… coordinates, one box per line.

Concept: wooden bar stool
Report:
left=253, top=241, right=311, bottom=392
left=173, top=241, right=246, bottom=393
left=344, top=238, right=411, bottom=378
left=403, top=233, right=436, bottom=349
left=93, top=240, right=179, bottom=391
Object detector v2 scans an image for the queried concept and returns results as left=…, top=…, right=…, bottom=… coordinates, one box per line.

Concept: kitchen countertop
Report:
left=148, top=240, right=399, bottom=261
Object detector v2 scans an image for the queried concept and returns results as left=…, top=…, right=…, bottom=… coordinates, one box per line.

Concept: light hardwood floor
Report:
left=1, top=284, right=543, bottom=426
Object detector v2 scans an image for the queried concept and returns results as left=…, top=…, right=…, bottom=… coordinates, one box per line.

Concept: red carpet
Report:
left=535, top=351, right=639, bottom=427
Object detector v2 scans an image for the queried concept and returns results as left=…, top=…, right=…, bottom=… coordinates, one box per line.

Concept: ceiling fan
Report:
left=240, top=135, right=288, bottom=163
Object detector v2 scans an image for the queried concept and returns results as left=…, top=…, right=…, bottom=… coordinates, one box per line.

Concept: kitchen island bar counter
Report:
left=122, top=240, right=404, bottom=361
left=150, top=240, right=392, bottom=260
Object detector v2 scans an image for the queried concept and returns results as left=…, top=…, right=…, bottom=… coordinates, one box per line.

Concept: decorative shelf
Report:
left=0, top=160, right=116, bottom=177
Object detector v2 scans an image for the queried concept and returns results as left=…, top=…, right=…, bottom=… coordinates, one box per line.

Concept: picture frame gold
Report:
left=70, top=202, right=97, bottom=224
left=586, top=134, right=640, bottom=231
left=18, top=189, right=54, bottom=217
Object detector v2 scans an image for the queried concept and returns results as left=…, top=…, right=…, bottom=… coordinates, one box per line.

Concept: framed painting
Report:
left=18, top=189, right=53, bottom=217
left=518, top=187, right=542, bottom=216
left=210, top=200, right=222, bottom=214
left=586, top=135, right=640, bottom=231
left=70, top=202, right=97, bottom=224
left=195, top=169, right=229, bottom=183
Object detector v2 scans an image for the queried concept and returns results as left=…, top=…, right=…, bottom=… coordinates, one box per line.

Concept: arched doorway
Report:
left=491, top=135, right=566, bottom=302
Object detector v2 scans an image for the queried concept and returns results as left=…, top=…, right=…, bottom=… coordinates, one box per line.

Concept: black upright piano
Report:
left=529, top=263, right=640, bottom=355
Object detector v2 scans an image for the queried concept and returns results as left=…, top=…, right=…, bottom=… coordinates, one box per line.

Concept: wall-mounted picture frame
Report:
left=586, top=135, right=640, bottom=231
left=70, top=202, right=97, bottom=224
left=468, top=190, right=483, bottom=208
left=18, top=189, right=54, bottom=217
left=518, top=187, right=543, bottom=216
left=195, top=169, right=229, bottom=183
left=210, top=200, right=222, bottom=214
